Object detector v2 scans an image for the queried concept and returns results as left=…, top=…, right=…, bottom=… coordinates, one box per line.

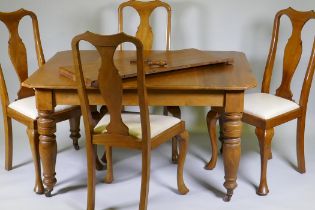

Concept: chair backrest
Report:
left=0, top=8, right=45, bottom=100
left=71, top=32, right=151, bottom=144
left=118, top=0, right=171, bottom=50
left=261, top=7, right=315, bottom=107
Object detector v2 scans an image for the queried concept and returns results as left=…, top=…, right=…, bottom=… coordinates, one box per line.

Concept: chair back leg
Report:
left=296, top=114, right=306, bottom=173
left=205, top=110, right=219, bottom=170
left=86, top=144, right=96, bottom=210
left=139, top=148, right=151, bottom=210
left=69, top=115, right=81, bottom=150
left=104, top=146, right=113, bottom=183
left=4, top=117, right=13, bottom=170
left=27, top=127, right=44, bottom=194
left=177, top=131, right=189, bottom=194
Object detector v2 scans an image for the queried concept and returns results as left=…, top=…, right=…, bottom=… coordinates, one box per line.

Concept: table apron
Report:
left=53, top=89, right=225, bottom=107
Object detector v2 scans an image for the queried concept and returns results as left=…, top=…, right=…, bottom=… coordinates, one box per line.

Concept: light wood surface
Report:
left=72, top=31, right=189, bottom=210
left=59, top=48, right=234, bottom=86
left=23, top=50, right=255, bottom=91
left=206, top=7, right=315, bottom=196
left=0, top=9, right=81, bottom=195
left=22, top=46, right=256, bottom=201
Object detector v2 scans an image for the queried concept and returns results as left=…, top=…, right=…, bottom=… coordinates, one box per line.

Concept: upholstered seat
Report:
left=72, top=32, right=189, bottom=210
left=205, top=8, right=315, bottom=196
left=117, top=0, right=180, bottom=164
left=0, top=9, right=81, bottom=195
left=94, top=113, right=181, bottom=139
left=244, top=93, right=300, bottom=119
left=8, top=96, right=74, bottom=119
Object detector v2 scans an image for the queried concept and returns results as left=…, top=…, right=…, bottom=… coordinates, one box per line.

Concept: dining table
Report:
left=22, top=49, right=257, bottom=201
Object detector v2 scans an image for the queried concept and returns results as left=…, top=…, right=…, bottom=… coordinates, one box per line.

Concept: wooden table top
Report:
left=23, top=50, right=257, bottom=91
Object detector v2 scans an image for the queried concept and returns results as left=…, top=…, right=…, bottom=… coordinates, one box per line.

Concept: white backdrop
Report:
left=0, top=0, right=315, bottom=130
left=1, top=1, right=315, bottom=210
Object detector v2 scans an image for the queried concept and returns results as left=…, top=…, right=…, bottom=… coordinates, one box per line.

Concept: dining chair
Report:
left=72, top=31, right=189, bottom=210
left=118, top=0, right=181, bottom=163
left=0, top=9, right=81, bottom=194
left=205, top=7, right=315, bottom=196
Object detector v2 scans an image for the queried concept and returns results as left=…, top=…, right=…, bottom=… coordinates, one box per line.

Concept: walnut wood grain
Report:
left=165, top=105, right=181, bottom=163
left=205, top=110, right=219, bottom=170
left=206, top=7, right=315, bottom=196
left=262, top=8, right=315, bottom=101
left=222, top=111, right=242, bottom=201
left=177, top=130, right=189, bottom=194
left=249, top=8, right=315, bottom=195
left=118, top=0, right=177, bottom=163
left=37, top=109, right=57, bottom=197
left=255, top=127, right=274, bottom=195
left=0, top=9, right=44, bottom=99
left=59, top=49, right=233, bottom=84
left=72, top=32, right=189, bottom=210
left=221, top=91, right=243, bottom=201
left=23, top=50, right=256, bottom=90
left=118, top=0, right=171, bottom=51
left=22, top=47, right=256, bottom=201
left=26, top=127, right=44, bottom=194
left=69, top=115, right=81, bottom=150
left=0, top=9, right=81, bottom=196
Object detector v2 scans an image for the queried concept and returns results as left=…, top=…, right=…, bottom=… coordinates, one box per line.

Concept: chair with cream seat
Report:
left=205, top=7, right=315, bottom=195
left=118, top=0, right=181, bottom=163
left=72, top=31, right=189, bottom=210
left=0, top=9, right=81, bottom=194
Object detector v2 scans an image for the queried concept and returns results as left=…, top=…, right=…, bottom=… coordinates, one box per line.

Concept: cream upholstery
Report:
left=94, top=113, right=181, bottom=139
left=8, top=96, right=74, bottom=120
left=244, top=93, right=300, bottom=120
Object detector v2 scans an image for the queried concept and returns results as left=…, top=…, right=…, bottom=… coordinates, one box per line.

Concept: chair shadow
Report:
left=51, top=175, right=133, bottom=196
left=102, top=208, right=119, bottom=210
left=100, top=202, right=138, bottom=210
left=96, top=145, right=140, bottom=165
left=52, top=184, right=87, bottom=196
left=152, top=172, right=179, bottom=195
left=12, top=159, right=33, bottom=169
left=237, top=126, right=261, bottom=192
left=274, top=150, right=298, bottom=171
left=187, top=169, right=225, bottom=198
left=188, top=131, right=214, bottom=165
left=237, top=164, right=258, bottom=192
left=53, top=184, right=139, bottom=210
left=11, top=138, right=83, bottom=170
left=57, top=144, right=77, bottom=154
left=189, top=124, right=262, bottom=193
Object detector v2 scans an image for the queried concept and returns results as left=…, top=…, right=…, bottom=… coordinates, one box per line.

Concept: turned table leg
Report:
left=37, top=110, right=57, bottom=197
left=222, top=112, right=242, bottom=202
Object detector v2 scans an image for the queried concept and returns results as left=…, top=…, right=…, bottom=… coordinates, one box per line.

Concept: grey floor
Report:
left=0, top=112, right=314, bottom=210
